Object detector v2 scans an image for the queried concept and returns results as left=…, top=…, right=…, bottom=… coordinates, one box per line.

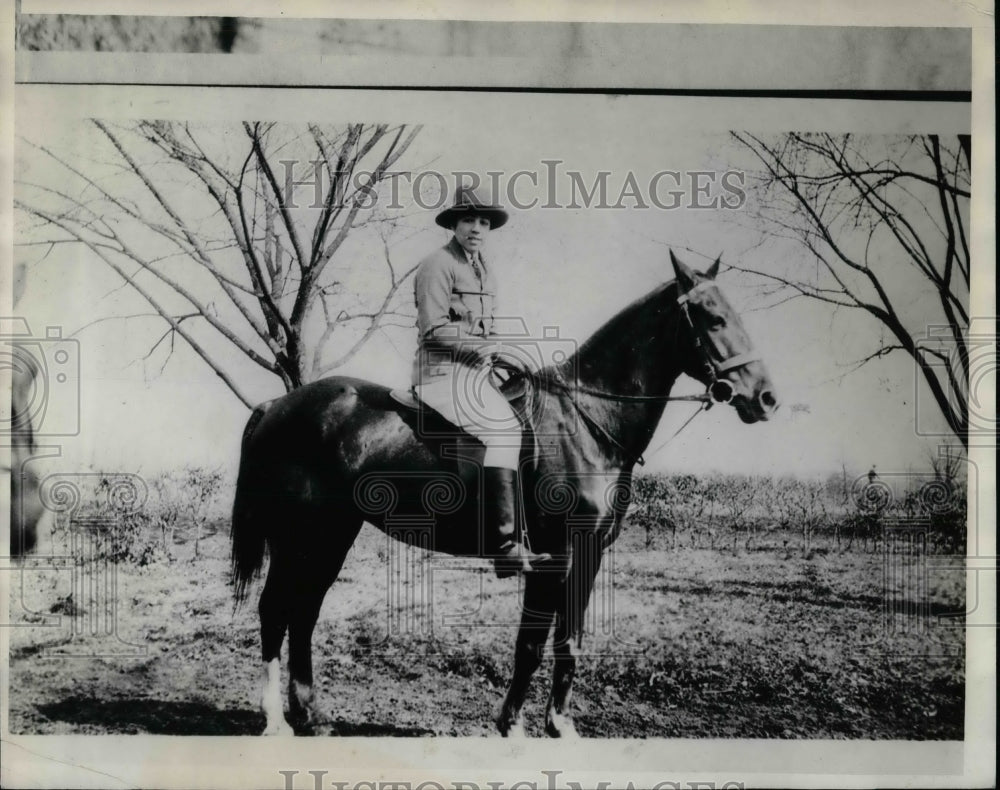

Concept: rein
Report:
left=527, top=369, right=712, bottom=466
left=564, top=381, right=712, bottom=404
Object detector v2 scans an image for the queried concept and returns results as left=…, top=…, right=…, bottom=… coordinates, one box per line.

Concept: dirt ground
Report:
left=6, top=523, right=964, bottom=739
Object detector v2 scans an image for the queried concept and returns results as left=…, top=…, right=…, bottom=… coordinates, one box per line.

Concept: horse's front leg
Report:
left=546, top=534, right=603, bottom=738
left=546, top=634, right=580, bottom=738
left=497, top=572, right=558, bottom=737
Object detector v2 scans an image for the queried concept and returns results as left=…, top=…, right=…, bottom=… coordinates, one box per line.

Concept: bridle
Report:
left=676, top=280, right=761, bottom=407
left=525, top=280, right=761, bottom=465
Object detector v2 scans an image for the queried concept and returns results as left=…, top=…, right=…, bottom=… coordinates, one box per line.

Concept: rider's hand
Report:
left=492, top=346, right=538, bottom=375
left=472, top=342, right=497, bottom=366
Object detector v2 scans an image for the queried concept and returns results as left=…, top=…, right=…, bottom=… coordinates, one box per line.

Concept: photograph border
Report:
left=2, top=2, right=994, bottom=788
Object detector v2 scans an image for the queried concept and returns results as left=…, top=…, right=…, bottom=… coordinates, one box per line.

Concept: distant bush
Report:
left=51, top=463, right=966, bottom=564
left=629, top=465, right=967, bottom=555
left=49, top=467, right=234, bottom=566
left=142, top=467, right=230, bottom=560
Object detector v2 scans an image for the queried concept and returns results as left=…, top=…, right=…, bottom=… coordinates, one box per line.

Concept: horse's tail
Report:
left=231, top=400, right=273, bottom=605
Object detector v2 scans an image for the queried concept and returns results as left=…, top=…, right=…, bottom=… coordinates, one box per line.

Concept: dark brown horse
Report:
left=231, top=252, right=778, bottom=736
left=7, top=340, right=51, bottom=557
left=7, top=266, right=52, bottom=558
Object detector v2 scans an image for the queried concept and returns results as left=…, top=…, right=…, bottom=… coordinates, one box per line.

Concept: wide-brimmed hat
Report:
left=435, top=183, right=509, bottom=230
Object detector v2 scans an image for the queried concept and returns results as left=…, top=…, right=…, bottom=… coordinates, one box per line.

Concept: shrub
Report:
left=50, top=467, right=233, bottom=565
left=628, top=464, right=965, bottom=556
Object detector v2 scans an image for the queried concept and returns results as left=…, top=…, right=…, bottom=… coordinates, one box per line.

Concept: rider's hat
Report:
left=435, top=182, right=509, bottom=230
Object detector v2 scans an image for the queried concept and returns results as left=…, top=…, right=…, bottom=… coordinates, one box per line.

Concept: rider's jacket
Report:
left=412, top=237, right=498, bottom=386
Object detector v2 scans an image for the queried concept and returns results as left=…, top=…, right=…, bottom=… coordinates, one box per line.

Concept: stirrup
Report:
left=493, top=541, right=552, bottom=578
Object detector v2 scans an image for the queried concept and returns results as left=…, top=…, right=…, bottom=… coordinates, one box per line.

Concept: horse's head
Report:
left=670, top=250, right=779, bottom=423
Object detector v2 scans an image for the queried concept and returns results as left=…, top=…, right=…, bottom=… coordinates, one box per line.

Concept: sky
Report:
left=11, top=87, right=972, bottom=483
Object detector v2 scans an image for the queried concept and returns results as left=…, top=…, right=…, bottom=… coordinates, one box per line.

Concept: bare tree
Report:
left=715, top=474, right=760, bottom=551
left=15, top=121, right=423, bottom=406
left=730, top=133, right=970, bottom=449
left=776, top=478, right=829, bottom=553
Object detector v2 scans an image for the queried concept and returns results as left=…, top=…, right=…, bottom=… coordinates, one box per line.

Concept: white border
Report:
left=2, top=3, right=994, bottom=789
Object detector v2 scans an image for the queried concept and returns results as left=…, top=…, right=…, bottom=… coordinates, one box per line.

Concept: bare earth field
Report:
left=6, top=523, right=964, bottom=739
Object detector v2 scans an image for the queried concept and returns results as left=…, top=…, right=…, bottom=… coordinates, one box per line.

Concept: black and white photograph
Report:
left=1, top=4, right=995, bottom=789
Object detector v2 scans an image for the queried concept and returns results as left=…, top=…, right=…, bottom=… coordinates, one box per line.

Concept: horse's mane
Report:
left=568, top=278, right=679, bottom=362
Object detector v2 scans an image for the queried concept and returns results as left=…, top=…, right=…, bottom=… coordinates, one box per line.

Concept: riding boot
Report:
left=485, top=467, right=551, bottom=578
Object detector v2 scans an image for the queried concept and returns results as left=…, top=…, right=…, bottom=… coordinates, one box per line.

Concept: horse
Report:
left=7, top=266, right=51, bottom=558
left=230, top=251, right=779, bottom=736
left=8, top=351, right=50, bottom=557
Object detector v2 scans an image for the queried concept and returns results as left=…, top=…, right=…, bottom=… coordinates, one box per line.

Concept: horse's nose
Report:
left=757, top=389, right=779, bottom=413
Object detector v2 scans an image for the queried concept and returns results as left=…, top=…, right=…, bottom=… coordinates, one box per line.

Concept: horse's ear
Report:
left=705, top=255, right=721, bottom=280
left=670, top=250, right=696, bottom=292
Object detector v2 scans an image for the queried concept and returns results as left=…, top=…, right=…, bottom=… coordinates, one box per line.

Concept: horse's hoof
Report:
left=497, top=716, right=527, bottom=738
left=288, top=680, right=320, bottom=729
left=263, top=718, right=294, bottom=736
left=288, top=709, right=320, bottom=735
left=544, top=714, right=579, bottom=738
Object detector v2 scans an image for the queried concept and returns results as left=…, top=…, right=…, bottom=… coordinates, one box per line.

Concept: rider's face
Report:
left=453, top=215, right=491, bottom=255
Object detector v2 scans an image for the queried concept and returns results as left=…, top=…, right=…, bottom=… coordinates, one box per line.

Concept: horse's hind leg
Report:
left=546, top=535, right=603, bottom=738
left=259, top=552, right=294, bottom=736
left=286, top=516, right=363, bottom=732
left=497, top=572, right=558, bottom=737
left=257, top=514, right=362, bottom=735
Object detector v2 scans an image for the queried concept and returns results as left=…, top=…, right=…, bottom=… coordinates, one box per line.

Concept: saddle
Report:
left=389, top=369, right=538, bottom=469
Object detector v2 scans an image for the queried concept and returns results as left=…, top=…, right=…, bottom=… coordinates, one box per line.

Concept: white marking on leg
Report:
left=545, top=706, right=580, bottom=739
left=261, top=659, right=292, bottom=735
left=289, top=678, right=317, bottom=724
left=504, top=720, right=528, bottom=738
left=496, top=706, right=528, bottom=738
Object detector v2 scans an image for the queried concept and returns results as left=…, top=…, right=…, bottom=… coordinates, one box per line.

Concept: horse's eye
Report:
left=710, top=316, right=726, bottom=329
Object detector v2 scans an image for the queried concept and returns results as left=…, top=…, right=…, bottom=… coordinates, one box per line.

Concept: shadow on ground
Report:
left=36, top=697, right=261, bottom=735
left=34, top=697, right=437, bottom=736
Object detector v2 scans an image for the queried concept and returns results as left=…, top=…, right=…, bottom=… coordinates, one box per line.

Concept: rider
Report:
left=412, top=182, right=550, bottom=578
